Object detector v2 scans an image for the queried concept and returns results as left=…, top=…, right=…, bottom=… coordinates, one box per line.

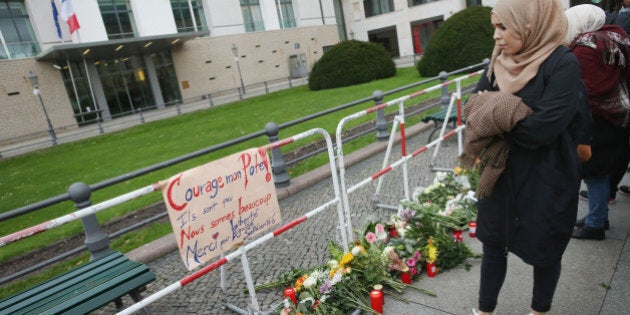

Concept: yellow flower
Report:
left=339, top=252, right=354, bottom=267
left=295, top=274, right=308, bottom=291
left=454, top=166, right=462, bottom=175
left=425, top=238, right=438, bottom=263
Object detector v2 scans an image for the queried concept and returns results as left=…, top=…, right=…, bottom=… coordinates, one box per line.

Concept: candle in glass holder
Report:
left=370, top=289, right=384, bottom=313
left=426, top=261, right=438, bottom=277
left=469, top=221, right=477, bottom=238
left=373, top=284, right=384, bottom=304
left=453, top=230, right=463, bottom=242
left=401, top=270, right=412, bottom=284
left=284, top=287, right=297, bottom=304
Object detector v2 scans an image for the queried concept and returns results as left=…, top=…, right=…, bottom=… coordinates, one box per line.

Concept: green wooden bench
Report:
left=0, top=251, right=155, bottom=315
left=422, top=106, right=463, bottom=142
left=421, top=94, right=470, bottom=143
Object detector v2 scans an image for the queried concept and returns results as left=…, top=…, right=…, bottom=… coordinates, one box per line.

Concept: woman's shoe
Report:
left=571, top=225, right=605, bottom=240
left=575, top=216, right=609, bottom=230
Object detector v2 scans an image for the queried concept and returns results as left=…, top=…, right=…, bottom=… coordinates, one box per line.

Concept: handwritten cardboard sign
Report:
left=162, top=148, right=281, bottom=270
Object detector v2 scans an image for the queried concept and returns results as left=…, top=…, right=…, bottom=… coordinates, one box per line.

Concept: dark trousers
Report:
left=478, top=244, right=561, bottom=313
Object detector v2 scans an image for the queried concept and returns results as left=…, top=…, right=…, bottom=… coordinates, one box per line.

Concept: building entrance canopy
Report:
left=35, top=31, right=208, bottom=62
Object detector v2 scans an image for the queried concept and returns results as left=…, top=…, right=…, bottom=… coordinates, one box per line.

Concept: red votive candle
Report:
left=284, top=287, right=297, bottom=305
left=373, top=284, right=384, bottom=305
left=426, top=262, right=438, bottom=277
left=453, top=230, right=463, bottom=242
left=401, top=270, right=412, bottom=284
left=370, top=289, right=384, bottom=314
left=469, top=221, right=477, bottom=238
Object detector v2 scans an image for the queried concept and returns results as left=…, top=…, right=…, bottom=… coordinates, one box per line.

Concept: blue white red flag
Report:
left=59, top=0, right=80, bottom=34
left=51, top=0, right=62, bottom=38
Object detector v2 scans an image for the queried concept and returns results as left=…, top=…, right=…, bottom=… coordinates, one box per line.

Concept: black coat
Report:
left=581, top=115, right=630, bottom=179
left=473, top=46, right=585, bottom=266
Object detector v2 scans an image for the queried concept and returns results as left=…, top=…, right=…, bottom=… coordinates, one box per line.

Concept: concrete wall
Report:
left=172, top=25, right=340, bottom=100
left=132, top=0, right=178, bottom=36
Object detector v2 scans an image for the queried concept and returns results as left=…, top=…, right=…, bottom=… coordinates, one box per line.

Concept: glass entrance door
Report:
left=98, top=56, right=154, bottom=117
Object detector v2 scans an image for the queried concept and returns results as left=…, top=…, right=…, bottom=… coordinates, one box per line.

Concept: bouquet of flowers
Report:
left=263, top=240, right=404, bottom=315
left=257, top=167, right=479, bottom=314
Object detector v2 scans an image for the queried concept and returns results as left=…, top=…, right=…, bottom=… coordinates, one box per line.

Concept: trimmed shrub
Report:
left=417, top=6, right=494, bottom=77
left=309, top=40, right=396, bottom=90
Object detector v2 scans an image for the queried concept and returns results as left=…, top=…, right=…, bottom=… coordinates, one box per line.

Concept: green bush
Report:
left=417, top=6, right=494, bottom=77
left=309, top=40, right=396, bottom=90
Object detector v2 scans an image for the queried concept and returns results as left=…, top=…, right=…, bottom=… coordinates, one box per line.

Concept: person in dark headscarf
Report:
left=468, top=0, right=587, bottom=314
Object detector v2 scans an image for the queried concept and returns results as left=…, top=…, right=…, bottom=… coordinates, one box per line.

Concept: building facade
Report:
left=0, top=0, right=340, bottom=144
left=0, top=0, right=573, bottom=145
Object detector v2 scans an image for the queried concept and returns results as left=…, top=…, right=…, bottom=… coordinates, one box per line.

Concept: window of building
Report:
left=276, top=0, right=296, bottom=29
left=171, top=0, right=207, bottom=33
left=99, top=0, right=136, bottom=39
left=0, top=0, right=38, bottom=59
left=240, top=0, right=264, bottom=32
left=408, top=0, right=441, bottom=7
left=60, top=62, right=97, bottom=125
left=465, top=0, right=482, bottom=6
left=363, top=0, right=394, bottom=18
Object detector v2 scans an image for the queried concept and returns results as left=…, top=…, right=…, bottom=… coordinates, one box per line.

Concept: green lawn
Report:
left=0, top=66, right=480, bottom=297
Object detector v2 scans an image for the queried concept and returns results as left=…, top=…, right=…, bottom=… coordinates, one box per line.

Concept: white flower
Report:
left=331, top=271, right=343, bottom=284
left=351, top=245, right=362, bottom=256
left=303, top=275, right=317, bottom=288
left=375, top=223, right=388, bottom=240
left=300, top=297, right=315, bottom=305
left=455, top=174, right=472, bottom=189
left=435, top=171, right=448, bottom=182
left=327, top=259, right=339, bottom=269
left=382, top=246, right=394, bottom=257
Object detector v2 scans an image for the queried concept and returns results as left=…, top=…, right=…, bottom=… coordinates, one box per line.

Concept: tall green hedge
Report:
left=417, top=6, right=494, bottom=77
left=309, top=40, right=396, bottom=90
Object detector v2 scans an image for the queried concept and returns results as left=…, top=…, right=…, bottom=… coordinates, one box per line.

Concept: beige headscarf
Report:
left=564, top=4, right=606, bottom=44
left=488, top=0, right=568, bottom=94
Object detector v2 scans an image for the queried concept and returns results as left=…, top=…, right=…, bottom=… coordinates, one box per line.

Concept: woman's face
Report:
left=491, top=13, right=523, bottom=56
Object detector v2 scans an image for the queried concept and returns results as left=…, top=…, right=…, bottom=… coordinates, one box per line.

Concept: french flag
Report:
left=59, top=0, right=80, bottom=34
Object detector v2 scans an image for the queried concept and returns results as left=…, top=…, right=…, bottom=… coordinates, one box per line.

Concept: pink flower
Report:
left=365, top=232, right=377, bottom=243
left=375, top=224, right=388, bottom=240
left=413, top=251, right=422, bottom=261
left=406, top=258, right=416, bottom=267
left=376, top=223, right=386, bottom=233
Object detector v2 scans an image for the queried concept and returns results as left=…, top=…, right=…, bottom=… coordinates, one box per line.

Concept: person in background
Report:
left=566, top=4, right=630, bottom=240
left=469, top=0, right=586, bottom=314
left=619, top=0, right=630, bottom=13
left=584, top=0, right=630, bottom=203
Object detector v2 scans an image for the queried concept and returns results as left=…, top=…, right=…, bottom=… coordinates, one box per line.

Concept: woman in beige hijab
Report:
left=468, top=0, right=586, bottom=314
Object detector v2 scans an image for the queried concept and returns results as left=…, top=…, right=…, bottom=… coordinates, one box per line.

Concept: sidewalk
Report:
left=101, top=123, right=629, bottom=315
